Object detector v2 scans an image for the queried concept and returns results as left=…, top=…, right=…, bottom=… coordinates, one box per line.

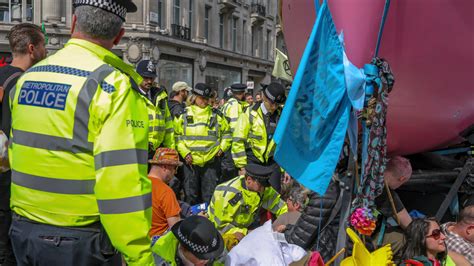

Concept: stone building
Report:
left=0, top=0, right=284, bottom=96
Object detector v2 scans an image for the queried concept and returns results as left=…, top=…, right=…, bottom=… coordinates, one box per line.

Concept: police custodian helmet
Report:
left=73, top=0, right=137, bottom=21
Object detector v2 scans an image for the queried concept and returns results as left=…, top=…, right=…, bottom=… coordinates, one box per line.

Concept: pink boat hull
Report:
left=282, top=0, right=474, bottom=155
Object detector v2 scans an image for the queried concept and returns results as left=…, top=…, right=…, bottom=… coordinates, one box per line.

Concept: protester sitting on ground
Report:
left=208, top=163, right=288, bottom=251
left=402, top=218, right=470, bottom=266
left=273, top=186, right=308, bottom=232
left=370, top=156, right=413, bottom=261
left=152, top=216, right=224, bottom=266
left=441, top=204, right=474, bottom=265
left=148, top=148, right=182, bottom=246
left=284, top=178, right=340, bottom=262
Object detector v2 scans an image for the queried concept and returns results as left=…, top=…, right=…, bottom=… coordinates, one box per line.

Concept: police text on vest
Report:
left=18, top=81, right=71, bottom=110
left=126, top=120, right=144, bottom=128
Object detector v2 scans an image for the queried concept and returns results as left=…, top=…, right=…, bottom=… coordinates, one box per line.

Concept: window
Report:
left=232, top=17, right=237, bottom=52
left=204, top=6, right=210, bottom=40
left=251, top=26, right=257, bottom=57
left=158, top=55, right=194, bottom=93
left=219, top=14, right=224, bottom=48
left=157, top=0, right=163, bottom=27
left=173, top=0, right=180, bottom=25
left=266, top=30, right=271, bottom=59
left=188, top=0, right=193, bottom=27
left=242, top=20, right=247, bottom=54
left=0, top=0, right=34, bottom=23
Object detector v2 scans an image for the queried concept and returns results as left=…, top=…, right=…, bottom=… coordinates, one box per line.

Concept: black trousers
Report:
left=9, top=214, right=121, bottom=266
left=182, top=158, right=220, bottom=205
left=0, top=170, right=15, bottom=266
left=220, top=150, right=238, bottom=183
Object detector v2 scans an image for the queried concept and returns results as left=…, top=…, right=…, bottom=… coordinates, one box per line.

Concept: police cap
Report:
left=136, top=60, right=157, bottom=78
left=245, top=164, right=272, bottom=187
left=230, top=83, right=247, bottom=92
left=193, top=83, right=212, bottom=98
left=73, top=0, right=137, bottom=21
left=263, top=82, right=286, bottom=104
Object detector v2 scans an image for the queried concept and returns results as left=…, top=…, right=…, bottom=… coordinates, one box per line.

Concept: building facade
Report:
left=0, top=0, right=284, bottom=96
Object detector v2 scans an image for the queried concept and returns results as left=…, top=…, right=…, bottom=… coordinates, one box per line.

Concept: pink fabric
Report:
left=308, top=251, right=325, bottom=266
left=282, top=0, right=474, bottom=155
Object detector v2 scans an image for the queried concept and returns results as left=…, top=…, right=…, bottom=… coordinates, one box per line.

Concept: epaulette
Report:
left=252, top=102, right=261, bottom=111
left=212, top=108, right=224, bottom=117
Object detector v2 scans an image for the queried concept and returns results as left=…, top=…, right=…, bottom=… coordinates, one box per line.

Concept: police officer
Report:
left=232, top=82, right=286, bottom=192
left=174, top=83, right=231, bottom=205
left=152, top=216, right=224, bottom=266
left=208, top=163, right=287, bottom=250
left=8, top=1, right=154, bottom=265
left=136, top=59, right=174, bottom=156
left=220, top=83, right=249, bottom=182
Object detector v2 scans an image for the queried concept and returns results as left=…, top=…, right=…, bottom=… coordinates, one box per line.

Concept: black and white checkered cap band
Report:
left=74, top=0, right=128, bottom=21
left=263, top=87, right=276, bottom=102
left=193, top=88, right=204, bottom=95
left=178, top=228, right=216, bottom=254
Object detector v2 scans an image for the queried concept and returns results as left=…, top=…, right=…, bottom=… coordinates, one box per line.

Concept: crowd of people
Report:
left=0, top=1, right=472, bottom=266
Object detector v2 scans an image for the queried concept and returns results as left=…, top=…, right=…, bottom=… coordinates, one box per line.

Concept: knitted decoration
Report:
left=350, top=207, right=377, bottom=236
left=351, top=58, right=395, bottom=236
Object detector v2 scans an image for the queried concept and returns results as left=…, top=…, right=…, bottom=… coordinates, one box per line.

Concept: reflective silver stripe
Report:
left=166, top=128, right=174, bottom=133
left=165, top=117, right=172, bottom=122
left=148, top=114, right=153, bottom=120
left=188, top=142, right=219, bottom=152
left=232, top=151, right=246, bottom=158
left=229, top=117, right=238, bottom=122
left=186, top=122, right=209, bottom=127
left=209, top=206, right=223, bottom=225
left=248, top=133, right=262, bottom=140
left=12, top=170, right=95, bottom=194
left=176, top=135, right=218, bottom=141
left=97, top=193, right=152, bottom=214
left=215, top=185, right=240, bottom=195
left=262, top=193, right=279, bottom=209
left=12, top=129, right=81, bottom=153
left=222, top=135, right=232, bottom=140
left=73, top=64, right=115, bottom=152
left=233, top=137, right=246, bottom=142
left=270, top=201, right=285, bottom=213
left=148, top=126, right=153, bottom=132
left=155, top=114, right=164, bottom=120
left=11, top=64, right=114, bottom=154
left=154, top=126, right=165, bottom=131
left=95, top=149, right=148, bottom=170
left=220, top=223, right=235, bottom=234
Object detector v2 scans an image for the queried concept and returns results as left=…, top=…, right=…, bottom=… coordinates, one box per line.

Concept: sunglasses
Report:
left=426, top=229, right=443, bottom=240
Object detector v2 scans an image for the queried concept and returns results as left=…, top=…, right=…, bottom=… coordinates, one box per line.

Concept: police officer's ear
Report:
left=112, top=28, right=125, bottom=45
left=71, top=14, right=78, bottom=35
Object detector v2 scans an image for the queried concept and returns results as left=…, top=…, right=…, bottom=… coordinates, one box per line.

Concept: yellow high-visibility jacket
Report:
left=150, top=88, right=174, bottom=149
left=222, top=97, right=249, bottom=133
left=9, top=38, right=154, bottom=265
left=232, top=103, right=281, bottom=168
left=174, top=105, right=231, bottom=167
left=208, top=175, right=287, bottom=236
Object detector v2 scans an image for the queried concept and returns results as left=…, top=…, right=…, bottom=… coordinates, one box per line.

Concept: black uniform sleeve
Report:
left=1, top=73, right=22, bottom=135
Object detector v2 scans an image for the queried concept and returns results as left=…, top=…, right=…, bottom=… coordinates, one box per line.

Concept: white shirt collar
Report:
left=260, top=103, right=269, bottom=115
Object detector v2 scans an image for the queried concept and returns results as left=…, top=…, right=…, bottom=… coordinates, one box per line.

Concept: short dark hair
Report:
left=169, top=90, right=179, bottom=98
left=75, top=5, right=123, bottom=40
left=460, top=205, right=474, bottom=224
left=7, top=23, right=44, bottom=55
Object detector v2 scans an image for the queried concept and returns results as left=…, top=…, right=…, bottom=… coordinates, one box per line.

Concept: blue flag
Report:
left=273, top=1, right=350, bottom=195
